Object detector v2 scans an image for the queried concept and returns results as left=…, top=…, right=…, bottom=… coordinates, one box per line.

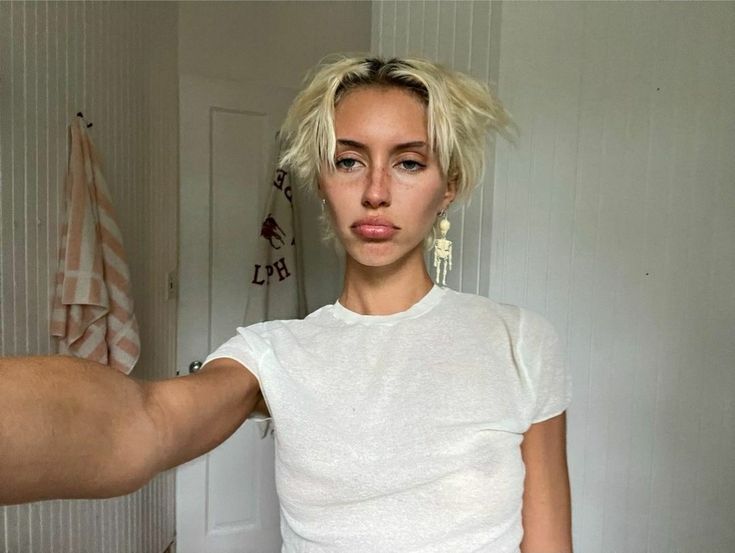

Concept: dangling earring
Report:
left=433, top=209, right=453, bottom=286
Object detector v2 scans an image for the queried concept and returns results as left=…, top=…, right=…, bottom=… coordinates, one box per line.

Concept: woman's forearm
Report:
left=0, top=355, right=262, bottom=506
left=0, top=355, right=160, bottom=505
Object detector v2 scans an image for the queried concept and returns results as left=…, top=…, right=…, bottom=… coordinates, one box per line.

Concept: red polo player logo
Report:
left=261, top=214, right=286, bottom=250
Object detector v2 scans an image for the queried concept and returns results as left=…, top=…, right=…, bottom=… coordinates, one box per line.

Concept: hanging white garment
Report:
left=244, top=164, right=306, bottom=324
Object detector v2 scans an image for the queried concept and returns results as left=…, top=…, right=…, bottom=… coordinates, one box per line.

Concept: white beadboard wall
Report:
left=373, top=1, right=735, bottom=552
left=0, top=2, right=178, bottom=553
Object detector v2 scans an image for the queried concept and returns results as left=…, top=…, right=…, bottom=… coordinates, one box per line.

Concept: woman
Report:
left=0, top=56, right=572, bottom=552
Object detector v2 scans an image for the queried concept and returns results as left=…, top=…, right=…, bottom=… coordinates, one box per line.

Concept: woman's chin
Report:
left=344, top=240, right=421, bottom=269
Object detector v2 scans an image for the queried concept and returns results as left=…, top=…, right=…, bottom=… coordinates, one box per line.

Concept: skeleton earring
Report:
left=433, top=209, right=453, bottom=286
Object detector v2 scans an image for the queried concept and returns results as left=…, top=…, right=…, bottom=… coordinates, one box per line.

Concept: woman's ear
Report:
left=444, top=177, right=458, bottom=205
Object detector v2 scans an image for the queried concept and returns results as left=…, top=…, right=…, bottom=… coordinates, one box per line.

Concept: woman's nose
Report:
left=362, top=166, right=391, bottom=208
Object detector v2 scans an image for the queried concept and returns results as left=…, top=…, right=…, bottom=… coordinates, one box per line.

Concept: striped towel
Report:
left=50, top=117, right=140, bottom=375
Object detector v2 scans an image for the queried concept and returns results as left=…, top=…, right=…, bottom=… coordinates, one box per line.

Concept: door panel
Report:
left=177, top=73, right=295, bottom=553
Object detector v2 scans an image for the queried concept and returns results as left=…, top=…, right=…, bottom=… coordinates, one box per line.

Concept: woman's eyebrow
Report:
left=336, top=139, right=428, bottom=152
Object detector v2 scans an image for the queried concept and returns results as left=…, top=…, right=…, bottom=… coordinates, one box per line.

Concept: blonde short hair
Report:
left=278, top=54, right=513, bottom=203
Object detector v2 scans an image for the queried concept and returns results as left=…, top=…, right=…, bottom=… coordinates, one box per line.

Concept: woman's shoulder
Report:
left=440, top=288, right=554, bottom=336
left=440, top=287, right=521, bottom=320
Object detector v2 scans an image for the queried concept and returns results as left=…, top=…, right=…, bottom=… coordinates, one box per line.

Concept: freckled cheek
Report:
left=323, top=191, right=357, bottom=231
left=418, top=207, right=439, bottom=237
left=414, top=186, right=446, bottom=223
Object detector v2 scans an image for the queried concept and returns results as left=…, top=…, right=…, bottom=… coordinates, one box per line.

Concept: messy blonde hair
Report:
left=279, top=55, right=511, bottom=250
left=278, top=54, right=515, bottom=248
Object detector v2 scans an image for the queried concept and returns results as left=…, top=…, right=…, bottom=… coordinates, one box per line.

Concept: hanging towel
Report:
left=243, top=153, right=306, bottom=326
left=50, top=117, right=140, bottom=375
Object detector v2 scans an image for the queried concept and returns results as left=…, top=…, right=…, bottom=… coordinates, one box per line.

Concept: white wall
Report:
left=178, top=0, right=372, bottom=311
left=373, top=1, right=735, bottom=551
left=0, top=1, right=178, bottom=551
left=179, top=0, right=372, bottom=90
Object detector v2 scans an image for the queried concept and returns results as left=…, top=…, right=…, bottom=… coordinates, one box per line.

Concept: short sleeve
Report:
left=518, top=309, right=573, bottom=424
left=202, top=324, right=271, bottom=382
left=201, top=324, right=274, bottom=422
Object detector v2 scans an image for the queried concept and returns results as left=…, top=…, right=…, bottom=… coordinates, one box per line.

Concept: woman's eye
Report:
left=335, top=157, right=360, bottom=171
left=398, top=159, right=425, bottom=172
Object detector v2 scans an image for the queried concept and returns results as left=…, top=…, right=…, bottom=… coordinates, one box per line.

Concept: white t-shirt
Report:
left=203, top=284, right=573, bottom=552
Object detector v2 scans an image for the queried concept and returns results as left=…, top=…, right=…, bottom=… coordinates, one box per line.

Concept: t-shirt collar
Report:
left=331, top=284, right=446, bottom=325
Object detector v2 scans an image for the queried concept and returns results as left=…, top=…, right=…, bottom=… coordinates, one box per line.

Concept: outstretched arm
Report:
left=0, top=355, right=260, bottom=505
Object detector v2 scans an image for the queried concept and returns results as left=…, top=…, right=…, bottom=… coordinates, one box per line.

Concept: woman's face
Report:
left=318, top=85, right=455, bottom=269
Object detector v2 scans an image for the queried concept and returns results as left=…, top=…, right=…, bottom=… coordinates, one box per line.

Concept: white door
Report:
left=176, top=73, right=296, bottom=553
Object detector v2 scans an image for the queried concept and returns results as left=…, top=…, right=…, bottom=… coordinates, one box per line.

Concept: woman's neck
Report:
left=338, top=249, right=435, bottom=316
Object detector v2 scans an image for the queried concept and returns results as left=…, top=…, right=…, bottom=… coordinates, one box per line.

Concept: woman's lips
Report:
left=352, top=224, right=398, bottom=239
left=351, top=218, right=399, bottom=239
